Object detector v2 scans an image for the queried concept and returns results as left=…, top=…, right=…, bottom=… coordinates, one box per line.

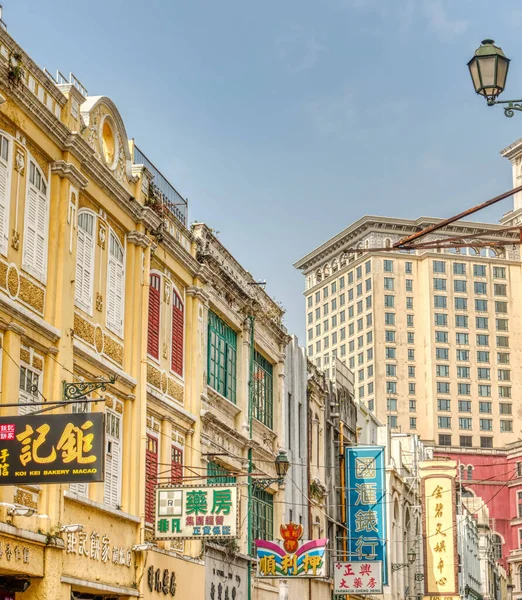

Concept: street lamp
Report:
left=467, top=39, right=522, bottom=117
left=392, top=548, right=416, bottom=571
left=252, top=450, right=290, bottom=491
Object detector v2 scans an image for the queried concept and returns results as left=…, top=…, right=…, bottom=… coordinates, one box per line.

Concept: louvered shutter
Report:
left=107, top=233, right=124, bottom=336
left=147, top=275, right=161, bottom=358
left=171, top=446, right=183, bottom=484
left=24, top=186, right=38, bottom=268
left=171, top=291, right=184, bottom=376
left=75, top=226, right=85, bottom=302
left=145, top=435, right=158, bottom=523
left=34, top=190, right=47, bottom=276
left=104, top=413, right=121, bottom=507
left=0, top=142, right=9, bottom=253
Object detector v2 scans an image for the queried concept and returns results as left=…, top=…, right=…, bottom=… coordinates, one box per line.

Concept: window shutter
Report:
left=35, top=191, right=47, bottom=276
left=104, top=413, right=121, bottom=508
left=147, top=275, right=161, bottom=358
left=171, top=446, right=183, bottom=485
left=107, top=232, right=124, bottom=336
left=145, top=435, right=158, bottom=523
left=24, top=186, right=38, bottom=268
left=0, top=147, right=9, bottom=253
left=171, top=290, right=184, bottom=375
left=75, top=213, right=94, bottom=310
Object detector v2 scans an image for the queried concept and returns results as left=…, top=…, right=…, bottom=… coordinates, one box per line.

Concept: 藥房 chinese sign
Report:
left=345, top=446, right=387, bottom=583
left=334, top=561, right=383, bottom=594
left=255, top=522, right=328, bottom=578
left=420, top=460, right=458, bottom=597
left=0, top=414, right=104, bottom=485
left=155, top=485, right=238, bottom=540
left=65, top=528, right=132, bottom=568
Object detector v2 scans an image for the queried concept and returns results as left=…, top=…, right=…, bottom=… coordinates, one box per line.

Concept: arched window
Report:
left=492, top=534, right=502, bottom=560
left=519, top=566, right=522, bottom=591
left=75, top=211, right=95, bottom=312
left=0, top=134, right=10, bottom=255
left=107, top=231, right=124, bottom=336
left=23, top=160, right=48, bottom=281
left=147, top=274, right=161, bottom=359
left=171, top=288, right=184, bottom=376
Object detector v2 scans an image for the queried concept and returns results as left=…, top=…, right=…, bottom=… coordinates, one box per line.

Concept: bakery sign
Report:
left=147, top=566, right=177, bottom=596
left=0, top=414, right=104, bottom=485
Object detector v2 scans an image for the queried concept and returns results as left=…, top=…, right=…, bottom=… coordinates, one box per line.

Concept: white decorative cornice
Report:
left=126, top=230, right=151, bottom=248
left=51, top=160, right=89, bottom=189
left=160, top=229, right=201, bottom=277
left=186, top=285, right=210, bottom=303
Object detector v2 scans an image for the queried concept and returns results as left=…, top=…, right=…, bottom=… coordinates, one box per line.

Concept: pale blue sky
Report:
left=8, top=1, right=522, bottom=339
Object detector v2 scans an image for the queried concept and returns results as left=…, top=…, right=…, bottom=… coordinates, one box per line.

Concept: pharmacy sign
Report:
left=155, top=485, right=239, bottom=540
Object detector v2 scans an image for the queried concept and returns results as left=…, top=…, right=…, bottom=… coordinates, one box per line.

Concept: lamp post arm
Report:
left=487, top=98, right=522, bottom=117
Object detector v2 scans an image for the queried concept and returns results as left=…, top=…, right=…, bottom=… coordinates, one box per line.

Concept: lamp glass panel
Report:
left=477, top=56, right=497, bottom=95
left=496, top=56, right=509, bottom=92
left=469, top=59, right=481, bottom=94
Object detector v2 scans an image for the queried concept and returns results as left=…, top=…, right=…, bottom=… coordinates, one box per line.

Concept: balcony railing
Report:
left=133, top=145, right=188, bottom=227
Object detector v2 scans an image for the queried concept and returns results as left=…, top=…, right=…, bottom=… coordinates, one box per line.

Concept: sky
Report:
left=7, top=0, right=522, bottom=340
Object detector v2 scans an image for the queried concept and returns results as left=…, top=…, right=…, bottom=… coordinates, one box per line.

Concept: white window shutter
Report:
left=107, top=256, right=116, bottom=329
left=75, top=227, right=85, bottom=303
left=24, top=186, right=38, bottom=268
left=70, top=481, right=88, bottom=497
left=35, top=191, right=46, bottom=276
left=104, top=413, right=121, bottom=508
left=106, top=232, right=124, bottom=336
left=114, top=262, right=124, bottom=330
left=0, top=158, right=8, bottom=253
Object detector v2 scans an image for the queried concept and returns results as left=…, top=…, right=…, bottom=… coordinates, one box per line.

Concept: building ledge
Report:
left=61, top=576, right=139, bottom=597
left=64, top=491, right=141, bottom=524
left=0, top=521, right=57, bottom=546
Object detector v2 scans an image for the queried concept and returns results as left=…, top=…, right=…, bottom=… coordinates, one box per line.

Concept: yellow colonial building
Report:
left=0, top=19, right=292, bottom=600
left=0, top=21, right=210, bottom=600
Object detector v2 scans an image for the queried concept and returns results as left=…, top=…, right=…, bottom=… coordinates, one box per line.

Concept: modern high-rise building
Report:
left=294, top=211, right=522, bottom=448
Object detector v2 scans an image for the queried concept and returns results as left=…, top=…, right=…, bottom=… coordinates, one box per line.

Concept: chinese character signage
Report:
left=0, top=413, right=104, bottom=485
left=65, top=528, right=132, bottom=568
left=155, top=485, right=238, bottom=540
left=255, top=522, right=328, bottom=578
left=420, top=460, right=458, bottom=597
left=334, top=561, right=383, bottom=594
left=345, top=446, right=387, bottom=584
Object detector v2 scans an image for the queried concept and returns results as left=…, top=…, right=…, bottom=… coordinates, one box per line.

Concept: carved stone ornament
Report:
left=98, top=223, right=106, bottom=249
left=15, top=149, right=25, bottom=175
left=162, top=343, right=168, bottom=360
left=164, top=284, right=171, bottom=304
left=96, top=292, right=103, bottom=312
left=11, top=230, right=19, bottom=251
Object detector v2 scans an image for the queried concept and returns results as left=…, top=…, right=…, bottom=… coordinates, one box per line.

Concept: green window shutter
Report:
left=252, top=350, right=274, bottom=429
left=207, top=311, right=237, bottom=403
left=207, top=461, right=237, bottom=485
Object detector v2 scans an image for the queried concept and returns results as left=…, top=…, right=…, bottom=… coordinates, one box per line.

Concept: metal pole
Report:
left=394, top=184, right=522, bottom=248
left=247, top=315, right=255, bottom=600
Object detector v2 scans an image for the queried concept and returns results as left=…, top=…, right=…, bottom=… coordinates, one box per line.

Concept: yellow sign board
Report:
left=420, top=461, right=458, bottom=597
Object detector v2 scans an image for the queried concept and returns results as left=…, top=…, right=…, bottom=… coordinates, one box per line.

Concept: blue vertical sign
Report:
left=345, top=446, right=387, bottom=584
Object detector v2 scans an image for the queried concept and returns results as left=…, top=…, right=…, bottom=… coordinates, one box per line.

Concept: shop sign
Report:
left=65, top=529, right=132, bottom=568
left=345, top=446, right=387, bottom=584
left=420, top=460, right=458, bottom=597
left=334, top=561, right=383, bottom=594
left=0, top=414, right=104, bottom=485
left=255, top=522, right=328, bottom=578
left=147, top=566, right=177, bottom=596
left=155, top=485, right=238, bottom=540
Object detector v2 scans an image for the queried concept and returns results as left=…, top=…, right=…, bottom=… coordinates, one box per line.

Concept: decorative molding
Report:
left=50, top=160, right=89, bottom=189
left=186, top=285, right=210, bottom=303
left=0, top=290, right=59, bottom=341
left=127, top=230, right=151, bottom=248
left=73, top=338, right=136, bottom=389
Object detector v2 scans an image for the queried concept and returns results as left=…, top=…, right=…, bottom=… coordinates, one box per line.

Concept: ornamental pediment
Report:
left=80, top=96, right=137, bottom=186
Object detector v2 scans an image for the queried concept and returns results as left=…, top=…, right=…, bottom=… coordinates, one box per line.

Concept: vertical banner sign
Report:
left=345, top=446, right=387, bottom=585
left=420, top=460, right=458, bottom=597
